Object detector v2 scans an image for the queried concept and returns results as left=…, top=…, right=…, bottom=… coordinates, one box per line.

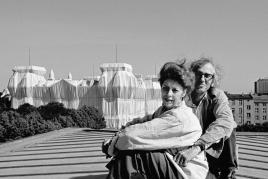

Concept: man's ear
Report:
left=211, top=81, right=215, bottom=87
left=182, top=89, right=187, bottom=99
left=211, top=76, right=216, bottom=87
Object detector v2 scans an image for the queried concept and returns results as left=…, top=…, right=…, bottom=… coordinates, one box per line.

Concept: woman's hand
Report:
left=121, top=115, right=152, bottom=130
left=101, top=139, right=112, bottom=158
left=173, top=145, right=201, bottom=167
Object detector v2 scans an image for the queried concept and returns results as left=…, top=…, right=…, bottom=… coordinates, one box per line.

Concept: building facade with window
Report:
left=227, top=93, right=268, bottom=125
left=254, top=78, right=268, bottom=95
left=227, top=93, right=254, bottom=125
left=252, top=94, right=268, bottom=125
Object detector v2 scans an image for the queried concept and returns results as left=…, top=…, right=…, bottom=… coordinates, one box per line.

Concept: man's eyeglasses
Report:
left=195, top=72, right=214, bottom=80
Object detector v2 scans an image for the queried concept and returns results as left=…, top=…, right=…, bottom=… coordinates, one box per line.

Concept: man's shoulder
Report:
left=208, top=87, right=227, bottom=99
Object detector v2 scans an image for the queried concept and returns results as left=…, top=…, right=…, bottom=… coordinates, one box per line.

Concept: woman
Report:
left=102, top=62, right=209, bottom=179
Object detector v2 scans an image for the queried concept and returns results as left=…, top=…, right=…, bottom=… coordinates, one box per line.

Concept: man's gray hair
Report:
left=190, top=57, right=223, bottom=87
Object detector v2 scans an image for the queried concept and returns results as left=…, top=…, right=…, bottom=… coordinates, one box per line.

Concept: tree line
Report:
left=0, top=101, right=106, bottom=142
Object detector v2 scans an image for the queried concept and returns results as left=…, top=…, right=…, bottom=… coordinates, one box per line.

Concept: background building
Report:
left=254, top=78, right=268, bottom=95
left=227, top=92, right=268, bottom=126
left=7, top=64, right=162, bottom=129
left=252, top=94, right=268, bottom=125
left=227, top=93, right=254, bottom=125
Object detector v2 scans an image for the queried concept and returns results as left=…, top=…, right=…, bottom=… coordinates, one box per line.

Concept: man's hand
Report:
left=101, top=139, right=112, bottom=158
left=173, top=146, right=201, bottom=167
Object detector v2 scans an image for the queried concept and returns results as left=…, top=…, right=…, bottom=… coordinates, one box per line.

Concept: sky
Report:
left=0, top=0, right=267, bottom=93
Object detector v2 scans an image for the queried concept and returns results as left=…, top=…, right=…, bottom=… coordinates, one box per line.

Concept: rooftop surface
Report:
left=0, top=128, right=267, bottom=179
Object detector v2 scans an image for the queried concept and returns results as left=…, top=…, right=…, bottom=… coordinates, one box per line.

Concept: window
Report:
left=239, top=100, right=242, bottom=106
left=232, top=108, right=235, bottom=114
left=232, top=100, right=235, bottom=105
left=255, top=115, right=259, bottom=120
left=246, top=113, right=251, bottom=118
left=263, top=108, right=267, bottom=113
left=239, top=108, right=242, bottom=114
left=247, top=105, right=251, bottom=110
left=263, top=103, right=266, bottom=107
left=238, top=116, right=243, bottom=124
left=255, top=103, right=259, bottom=106
left=263, top=116, right=267, bottom=120
left=255, top=108, right=259, bottom=113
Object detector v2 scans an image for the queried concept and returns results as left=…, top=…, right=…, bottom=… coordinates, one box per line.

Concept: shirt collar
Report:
left=186, top=92, right=207, bottom=108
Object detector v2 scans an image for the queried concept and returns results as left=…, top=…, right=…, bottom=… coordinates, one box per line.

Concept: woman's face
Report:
left=161, top=79, right=186, bottom=110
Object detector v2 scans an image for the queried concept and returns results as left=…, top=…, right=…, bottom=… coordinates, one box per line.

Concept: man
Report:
left=174, top=58, right=238, bottom=179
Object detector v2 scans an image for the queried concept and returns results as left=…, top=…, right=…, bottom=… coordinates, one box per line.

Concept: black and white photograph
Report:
left=0, top=0, right=267, bottom=178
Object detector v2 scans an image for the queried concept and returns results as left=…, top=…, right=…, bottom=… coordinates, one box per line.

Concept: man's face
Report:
left=194, top=63, right=215, bottom=94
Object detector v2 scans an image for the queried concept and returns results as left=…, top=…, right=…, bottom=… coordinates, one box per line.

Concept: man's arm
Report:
left=196, top=89, right=237, bottom=149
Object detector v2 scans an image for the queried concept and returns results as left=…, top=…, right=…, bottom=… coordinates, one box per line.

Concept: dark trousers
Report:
left=106, top=150, right=184, bottom=179
left=207, top=130, right=238, bottom=177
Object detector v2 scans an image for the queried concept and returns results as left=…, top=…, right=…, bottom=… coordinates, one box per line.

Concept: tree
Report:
left=0, top=124, right=6, bottom=142
left=38, top=102, right=68, bottom=121
left=17, top=103, right=38, bottom=116
left=0, top=110, right=25, bottom=140
left=79, top=105, right=106, bottom=129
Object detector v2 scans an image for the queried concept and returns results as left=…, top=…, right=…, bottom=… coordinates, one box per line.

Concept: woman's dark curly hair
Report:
left=158, top=61, right=193, bottom=92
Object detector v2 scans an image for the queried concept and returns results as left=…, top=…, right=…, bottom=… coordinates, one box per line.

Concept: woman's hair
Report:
left=158, top=61, right=193, bottom=91
left=190, top=57, right=222, bottom=87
